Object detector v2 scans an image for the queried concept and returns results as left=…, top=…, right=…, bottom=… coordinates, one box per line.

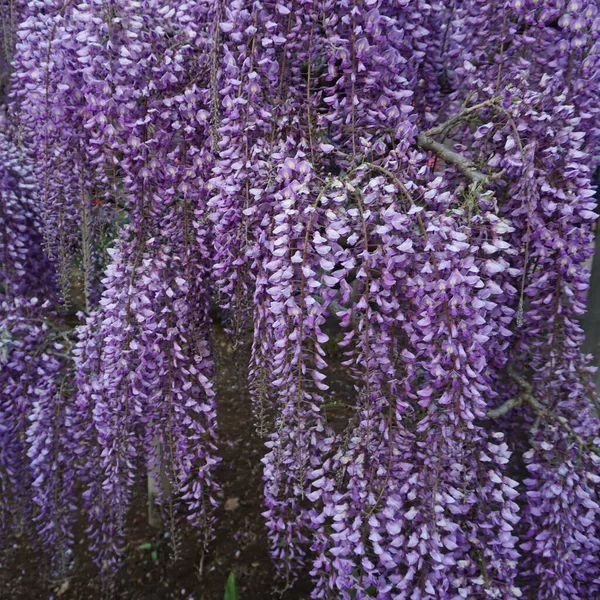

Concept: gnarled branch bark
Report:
left=486, top=394, right=524, bottom=419
left=416, top=132, right=489, bottom=184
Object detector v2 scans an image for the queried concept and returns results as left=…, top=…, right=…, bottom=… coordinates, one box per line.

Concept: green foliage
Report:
left=138, top=541, right=159, bottom=563
left=224, top=572, right=239, bottom=600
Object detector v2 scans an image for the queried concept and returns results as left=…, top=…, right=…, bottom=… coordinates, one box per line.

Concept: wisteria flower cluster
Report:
left=1, top=0, right=600, bottom=598
left=0, top=118, right=74, bottom=579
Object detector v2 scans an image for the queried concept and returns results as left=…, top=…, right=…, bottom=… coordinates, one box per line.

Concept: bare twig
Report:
left=486, top=394, right=524, bottom=419
left=487, top=372, right=599, bottom=455
left=416, top=132, right=489, bottom=183
left=416, top=95, right=520, bottom=184
left=425, top=98, right=500, bottom=138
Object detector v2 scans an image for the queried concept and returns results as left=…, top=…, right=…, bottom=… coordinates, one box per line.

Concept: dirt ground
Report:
left=0, top=325, right=353, bottom=600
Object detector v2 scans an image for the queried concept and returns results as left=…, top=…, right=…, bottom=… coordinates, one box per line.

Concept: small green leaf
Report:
left=138, top=542, right=154, bottom=550
left=224, top=572, right=239, bottom=600
left=151, top=550, right=158, bottom=562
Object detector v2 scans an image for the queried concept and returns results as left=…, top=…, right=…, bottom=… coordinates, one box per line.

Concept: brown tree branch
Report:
left=486, top=394, right=524, bottom=419
left=425, top=98, right=500, bottom=138
left=416, top=132, right=489, bottom=183
left=416, top=96, right=511, bottom=184
left=486, top=372, right=599, bottom=455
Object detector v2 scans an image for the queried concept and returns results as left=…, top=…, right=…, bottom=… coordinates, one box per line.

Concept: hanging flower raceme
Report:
left=9, top=0, right=224, bottom=578
left=258, top=151, right=342, bottom=585
left=441, top=2, right=600, bottom=597
left=75, top=202, right=220, bottom=574
left=300, top=163, right=523, bottom=599
left=0, top=296, right=76, bottom=578
left=0, top=122, right=53, bottom=297
left=207, top=0, right=291, bottom=338
left=10, top=1, right=88, bottom=301
left=0, top=126, right=75, bottom=578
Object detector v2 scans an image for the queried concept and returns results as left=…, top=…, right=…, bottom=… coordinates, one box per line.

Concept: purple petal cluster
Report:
left=1, top=1, right=600, bottom=598
left=0, top=125, right=75, bottom=577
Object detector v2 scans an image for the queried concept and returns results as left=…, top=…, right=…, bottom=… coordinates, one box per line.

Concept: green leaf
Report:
left=138, top=542, right=154, bottom=550
left=151, top=550, right=158, bottom=562
left=224, top=572, right=239, bottom=600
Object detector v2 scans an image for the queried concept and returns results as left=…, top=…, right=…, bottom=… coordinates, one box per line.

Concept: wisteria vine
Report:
left=1, top=0, right=600, bottom=598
